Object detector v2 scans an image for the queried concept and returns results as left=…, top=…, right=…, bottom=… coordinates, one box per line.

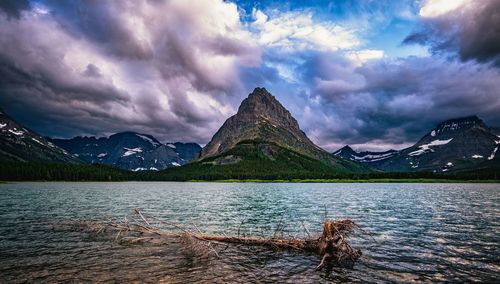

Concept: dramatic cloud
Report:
left=0, top=0, right=498, bottom=152
left=298, top=54, right=500, bottom=151
left=0, top=0, right=260, bottom=143
left=405, top=0, right=500, bottom=65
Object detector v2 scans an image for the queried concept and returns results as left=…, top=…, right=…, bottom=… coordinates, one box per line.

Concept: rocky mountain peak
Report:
left=432, top=115, right=487, bottom=137
left=337, top=145, right=355, bottom=154
left=238, top=87, right=276, bottom=113
left=236, top=87, right=300, bottom=130
left=199, top=87, right=337, bottom=162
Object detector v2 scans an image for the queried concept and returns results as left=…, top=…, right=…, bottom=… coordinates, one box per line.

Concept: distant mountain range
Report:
left=49, top=133, right=201, bottom=171
left=333, top=146, right=398, bottom=163
left=0, top=108, right=201, bottom=171
left=334, top=116, right=500, bottom=172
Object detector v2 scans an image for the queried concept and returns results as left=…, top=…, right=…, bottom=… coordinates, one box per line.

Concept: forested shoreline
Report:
left=1, top=162, right=498, bottom=182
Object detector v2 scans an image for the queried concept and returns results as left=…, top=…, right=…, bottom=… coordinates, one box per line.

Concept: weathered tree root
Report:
left=71, top=208, right=362, bottom=270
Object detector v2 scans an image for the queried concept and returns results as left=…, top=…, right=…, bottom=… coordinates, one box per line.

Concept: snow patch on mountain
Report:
left=471, top=155, right=483, bottom=159
left=132, top=167, right=159, bottom=171
left=8, top=128, right=24, bottom=136
left=123, top=147, right=143, bottom=157
left=0, top=123, right=6, bottom=129
left=171, top=162, right=181, bottom=167
left=488, top=147, right=498, bottom=160
left=31, top=137, right=44, bottom=145
left=136, top=134, right=160, bottom=146
left=353, top=152, right=396, bottom=162
left=333, top=146, right=397, bottom=163
left=167, top=143, right=176, bottom=149
left=408, top=138, right=453, bottom=156
left=97, top=153, right=107, bottom=158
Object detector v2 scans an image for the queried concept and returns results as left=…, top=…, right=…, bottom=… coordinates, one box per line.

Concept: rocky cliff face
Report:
left=200, top=87, right=328, bottom=161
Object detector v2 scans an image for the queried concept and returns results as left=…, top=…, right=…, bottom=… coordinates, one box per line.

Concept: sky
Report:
left=0, top=0, right=499, bottom=151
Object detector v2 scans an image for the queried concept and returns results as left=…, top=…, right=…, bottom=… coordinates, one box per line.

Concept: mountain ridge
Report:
left=333, top=115, right=500, bottom=172
left=333, top=146, right=397, bottom=164
left=50, top=132, right=201, bottom=171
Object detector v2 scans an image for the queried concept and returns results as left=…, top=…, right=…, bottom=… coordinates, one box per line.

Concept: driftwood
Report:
left=71, top=208, right=362, bottom=270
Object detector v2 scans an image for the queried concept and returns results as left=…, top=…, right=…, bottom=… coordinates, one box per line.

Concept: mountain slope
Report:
left=50, top=132, right=201, bottom=171
left=177, top=87, right=367, bottom=177
left=166, top=140, right=364, bottom=180
left=0, top=109, right=81, bottom=164
left=336, top=116, right=500, bottom=172
left=333, top=145, right=397, bottom=164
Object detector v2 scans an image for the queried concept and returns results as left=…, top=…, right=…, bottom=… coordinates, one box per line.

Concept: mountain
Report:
left=50, top=132, right=201, bottom=171
left=0, top=109, right=81, bottom=164
left=200, top=88, right=350, bottom=164
left=168, top=87, right=367, bottom=179
left=333, top=145, right=397, bottom=164
left=334, top=116, right=500, bottom=172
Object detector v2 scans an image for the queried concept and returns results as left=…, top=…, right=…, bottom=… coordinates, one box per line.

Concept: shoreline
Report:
left=1, top=179, right=499, bottom=183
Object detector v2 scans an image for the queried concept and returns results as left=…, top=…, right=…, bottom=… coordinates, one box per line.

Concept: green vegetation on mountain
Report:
left=163, top=140, right=367, bottom=180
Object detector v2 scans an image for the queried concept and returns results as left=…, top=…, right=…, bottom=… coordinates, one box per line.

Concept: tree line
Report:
left=0, top=161, right=498, bottom=181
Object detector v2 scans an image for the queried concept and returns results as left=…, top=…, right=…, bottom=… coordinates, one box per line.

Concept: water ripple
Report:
left=0, top=182, right=498, bottom=283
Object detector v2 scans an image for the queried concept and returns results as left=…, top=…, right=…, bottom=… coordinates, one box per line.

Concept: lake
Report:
left=0, top=182, right=498, bottom=283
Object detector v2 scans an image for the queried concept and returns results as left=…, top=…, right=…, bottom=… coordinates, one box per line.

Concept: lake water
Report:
left=0, top=182, right=498, bottom=283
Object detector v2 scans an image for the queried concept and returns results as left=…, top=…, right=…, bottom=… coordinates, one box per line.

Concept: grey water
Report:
left=0, top=182, right=498, bottom=283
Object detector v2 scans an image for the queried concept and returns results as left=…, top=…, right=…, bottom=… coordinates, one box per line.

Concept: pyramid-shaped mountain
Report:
left=167, top=88, right=367, bottom=180
left=201, top=87, right=334, bottom=162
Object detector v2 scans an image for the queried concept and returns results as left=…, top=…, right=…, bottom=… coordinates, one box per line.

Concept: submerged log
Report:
left=73, top=208, right=363, bottom=270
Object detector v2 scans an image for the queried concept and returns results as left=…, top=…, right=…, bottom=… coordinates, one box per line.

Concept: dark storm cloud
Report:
left=0, top=0, right=261, bottom=144
left=297, top=53, right=500, bottom=151
left=0, top=0, right=30, bottom=18
left=404, top=0, right=500, bottom=66
left=41, top=0, right=155, bottom=59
